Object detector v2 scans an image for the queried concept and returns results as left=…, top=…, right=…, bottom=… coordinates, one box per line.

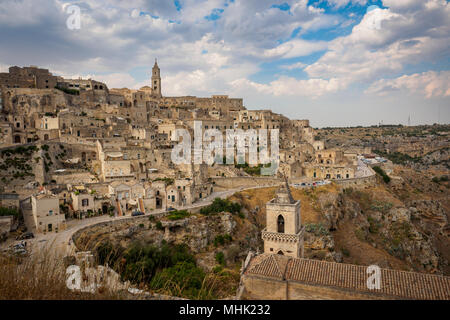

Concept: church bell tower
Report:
left=151, top=59, right=161, bottom=98
left=262, top=178, right=305, bottom=258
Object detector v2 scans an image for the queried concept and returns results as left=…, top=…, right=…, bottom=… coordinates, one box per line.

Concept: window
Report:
left=82, top=199, right=89, bottom=207
left=49, top=210, right=53, bottom=216
left=277, top=215, right=285, bottom=233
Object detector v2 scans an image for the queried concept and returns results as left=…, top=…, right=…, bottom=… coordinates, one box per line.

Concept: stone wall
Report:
left=211, top=177, right=282, bottom=190
left=241, top=275, right=389, bottom=300
left=333, top=174, right=377, bottom=188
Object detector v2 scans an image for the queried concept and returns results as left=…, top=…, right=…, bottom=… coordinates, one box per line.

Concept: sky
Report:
left=0, top=0, right=449, bottom=127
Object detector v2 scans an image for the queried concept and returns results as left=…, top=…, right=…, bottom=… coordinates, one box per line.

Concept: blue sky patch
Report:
left=205, top=8, right=225, bottom=21
left=174, top=0, right=182, bottom=12
left=270, top=3, right=291, bottom=11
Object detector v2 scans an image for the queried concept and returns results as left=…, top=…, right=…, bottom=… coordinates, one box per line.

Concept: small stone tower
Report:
left=151, top=59, right=161, bottom=98
left=262, top=178, right=305, bottom=258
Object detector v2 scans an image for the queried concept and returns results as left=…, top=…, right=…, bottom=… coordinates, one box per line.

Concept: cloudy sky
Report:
left=0, top=0, right=449, bottom=127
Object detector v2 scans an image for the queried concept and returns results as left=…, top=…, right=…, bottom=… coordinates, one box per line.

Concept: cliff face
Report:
left=73, top=211, right=261, bottom=273
left=315, top=180, right=449, bottom=275
left=230, top=178, right=449, bottom=276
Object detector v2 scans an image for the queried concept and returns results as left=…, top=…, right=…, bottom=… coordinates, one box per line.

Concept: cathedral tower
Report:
left=151, top=59, right=161, bottom=98
left=262, top=179, right=305, bottom=258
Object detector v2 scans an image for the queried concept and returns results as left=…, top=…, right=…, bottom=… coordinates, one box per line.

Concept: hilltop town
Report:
left=0, top=62, right=361, bottom=228
left=0, top=63, right=449, bottom=300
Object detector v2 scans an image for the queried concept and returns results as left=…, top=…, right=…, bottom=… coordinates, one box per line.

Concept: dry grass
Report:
left=0, top=247, right=121, bottom=300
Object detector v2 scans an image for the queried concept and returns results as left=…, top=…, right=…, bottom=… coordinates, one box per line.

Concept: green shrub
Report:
left=213, top=234, right=232, bottom=247
left=305, top=223, right=329, bottom=236
left=215, top=252, right=225, bottom=266
left=150, top=261, right=206, bottom=299
left=200, top=198, right=241, bottom=215
left=55, top=86, right=80, bottom=95
left=373, top=166, right=391, bottom=183
left=167, top=210, right=190, bottom=221
left=370, top=201, right=393, bottom=213
left=155, top=221, right=164, bottom=230
left=0, top=207, right=18, bottom=217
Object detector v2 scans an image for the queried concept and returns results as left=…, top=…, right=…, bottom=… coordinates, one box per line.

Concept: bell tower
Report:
left=262, top=178, right=305, bottom=258
left=151, top=58, right=161, bottom=98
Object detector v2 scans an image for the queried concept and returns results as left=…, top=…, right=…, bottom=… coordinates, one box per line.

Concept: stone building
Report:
left=0, top=66, right=58, bottom=89
left=31, top=193, right=66, bottom=233
left=151, top=59, right=162, bottom=98
left=261, top=180, right=305, bottom=258
left=0, top=193, right=20, bottom=210
left=71, top=187, right=95, bottom=214
left=239, top=253, right=450, bottom=300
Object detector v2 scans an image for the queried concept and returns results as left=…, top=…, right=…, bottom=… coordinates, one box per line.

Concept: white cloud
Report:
left=263, top=39, right=328, bottom=59
left=366, top=70, right=450, bottom=98
left=305, top=1, right=450, bottom=84
left=327, top=0, right=368, bottom=8
left=0, top=0, right=448, bottom=125
left=280, top=62, right=307, bottom=70
left=231, top=76, right=350, bottom=98
left=0, top=63, right=9, bottom=73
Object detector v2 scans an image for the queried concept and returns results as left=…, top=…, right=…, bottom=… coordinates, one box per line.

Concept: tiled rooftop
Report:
left=245, top=254, right=450, bottom=300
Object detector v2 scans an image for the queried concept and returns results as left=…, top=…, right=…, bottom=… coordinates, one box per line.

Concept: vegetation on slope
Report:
left=95, top=241, right=237, bottom=299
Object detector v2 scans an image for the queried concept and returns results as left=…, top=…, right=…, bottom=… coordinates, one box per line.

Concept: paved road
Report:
left=355, top=157, right=375, bottom=178
left=6, top=184, right=278, bottom=256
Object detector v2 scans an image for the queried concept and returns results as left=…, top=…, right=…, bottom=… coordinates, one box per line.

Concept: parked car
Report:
left=132, top=211, right=145, bottom=217
left=16, top=232, right=34, bottom=240
left=167, top=207, right=176, bottom=212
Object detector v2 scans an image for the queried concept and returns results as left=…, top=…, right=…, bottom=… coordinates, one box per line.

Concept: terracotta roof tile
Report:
left=244, top=254, right=450, bottom=300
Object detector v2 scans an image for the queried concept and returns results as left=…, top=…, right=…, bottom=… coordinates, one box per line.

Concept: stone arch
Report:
left=277, top=215, right=285, bottom=233
left=44, top=134, right=49, bottom=141
left=277, top=250, right=284, bottom=255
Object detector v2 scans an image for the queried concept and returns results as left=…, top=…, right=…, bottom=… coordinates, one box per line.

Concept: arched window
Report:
left=277, top=215, right=285, bottom=233
left=277, top=250, right=284, bottom=255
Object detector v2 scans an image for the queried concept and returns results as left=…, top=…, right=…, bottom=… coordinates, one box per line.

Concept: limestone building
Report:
left=151, top=59, right=162, bottom=98
left=0, top=66, right=58, bottom=89
left=261, top=180, right=305, bottom=258
left=31, top=193, right=66, bottom=233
